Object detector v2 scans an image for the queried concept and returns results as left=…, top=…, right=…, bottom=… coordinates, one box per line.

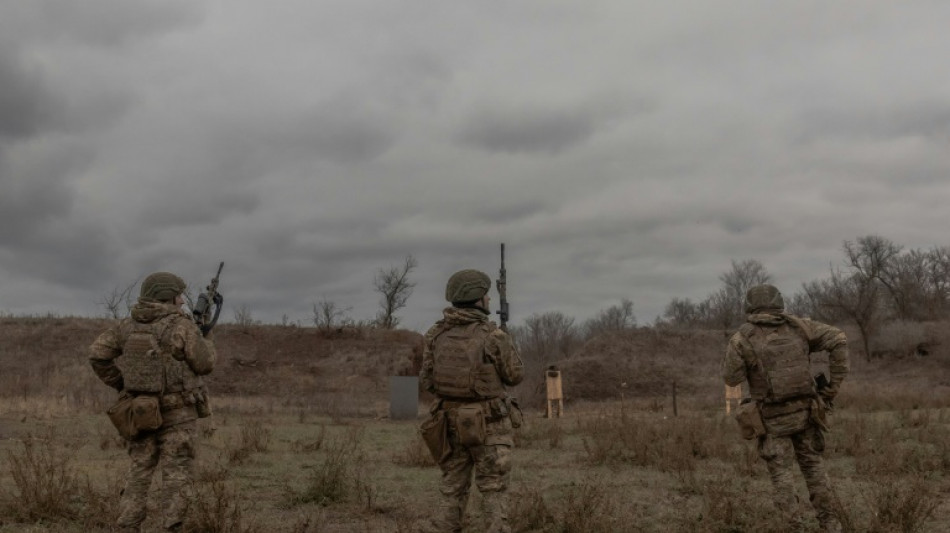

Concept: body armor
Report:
left=431, top=322, right=504, bottom=400
left=740, top=321, right=813, bottom=403
left=119, top=315, right=199, bottom=395
left=120, top=322, right=166, bottom=393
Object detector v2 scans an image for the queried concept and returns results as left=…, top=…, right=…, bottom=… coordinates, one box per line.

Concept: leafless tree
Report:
left=662, top=297, right=701, bottom=328
left=313, top=298, right=352, bottom=331
left=583, top=298, right=636, bottom=338
left=719, top=259, right=772, bottom=323
left=97, top=280, right=138, bottom=319
left=374, top=254, right=418, bottom=329
left=511, top=311, right=579, bottom=373
left=233, top=304, right=256, bottom=332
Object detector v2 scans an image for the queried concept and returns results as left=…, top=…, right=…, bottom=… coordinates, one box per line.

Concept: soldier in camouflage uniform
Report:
left=419, top=269, right=525, bottom=533
left=722, top=284, right=849, bottom=532
left=89, top=272, right=217, bottom=533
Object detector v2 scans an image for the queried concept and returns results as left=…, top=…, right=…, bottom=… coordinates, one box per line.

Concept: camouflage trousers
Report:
left=117, top=419, right=197, bottom=531
left=422, top=413, right=514, bottom=533
left=758, top=424, right=841, bottom=532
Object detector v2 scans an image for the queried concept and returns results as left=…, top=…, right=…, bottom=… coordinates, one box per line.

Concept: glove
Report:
left=212, top=292, right=223, bottom=306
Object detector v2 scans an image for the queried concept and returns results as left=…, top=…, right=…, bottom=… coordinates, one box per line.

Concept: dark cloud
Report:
left=794, top=103, right=950, bottom=144
left=2, top=1, right=950, bottom=329
left=0, top=142, right=94, bottom=246
left=0, top=51, right=57, bottom=140
left=0, top=0, right=200, bottom=48
left=456, top=104, right=601, bottom=154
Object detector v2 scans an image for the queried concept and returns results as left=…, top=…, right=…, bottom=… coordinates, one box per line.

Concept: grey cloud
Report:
left=296, top=98, right=397, bottom=164
left=795, top=103, right=950, bottom=144
left=0, top=50, right=58, bottom=140
left=137, top=187, right=260, bottom=228
left=1, top=0, right=201, bottom=48
left=1, top=218, right=115, bottom=287
left=456, top=104, right=603, bottom=155
left=208, top=94, right=397, bottom=167
left=0, top=142, right=94, bottom=246
left=474, top=200, right=549, bottom=225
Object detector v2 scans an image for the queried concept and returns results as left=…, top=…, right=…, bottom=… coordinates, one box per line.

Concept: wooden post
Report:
left=545, top=367, right=563, bottom=418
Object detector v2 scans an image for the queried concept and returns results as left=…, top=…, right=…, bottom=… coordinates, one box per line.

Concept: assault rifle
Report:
left=814, top=372, right=833, bottom=409
left=496, top=243, right=509, bottom=332
left=193, top=262, right=224, bottom=336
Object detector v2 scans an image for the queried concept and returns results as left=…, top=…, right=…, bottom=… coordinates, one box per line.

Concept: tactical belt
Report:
left=440, top=397, right=498, bottom=410
left=159, top=391, right=193, bottom=411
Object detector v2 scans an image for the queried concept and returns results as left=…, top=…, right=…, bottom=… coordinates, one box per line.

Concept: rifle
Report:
left=814, top=372, right=833, bottom=409
left=193, top=262, right=224, bottom=336
left=496, top=243, right=509, bottom=332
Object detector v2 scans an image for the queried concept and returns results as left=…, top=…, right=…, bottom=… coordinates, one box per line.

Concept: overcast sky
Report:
left=1, top=1, right=949, bottom=332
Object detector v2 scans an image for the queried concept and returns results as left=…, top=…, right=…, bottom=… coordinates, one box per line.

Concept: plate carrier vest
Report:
left=740, top=317, right=814, bottom=404
left=431, top=321, right=504, bottom=400
left=121, top=315, right=199, bottom=395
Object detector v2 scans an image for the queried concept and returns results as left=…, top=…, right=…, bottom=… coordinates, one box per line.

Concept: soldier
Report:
left=419, top=269, right=525, bottom=533
left=89, top=272, right=217, bottom=533
left=723, top=284, right=849, bottom=532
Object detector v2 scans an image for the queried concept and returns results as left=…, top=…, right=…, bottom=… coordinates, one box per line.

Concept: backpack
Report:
left=742, top=317, right=813, bottom=403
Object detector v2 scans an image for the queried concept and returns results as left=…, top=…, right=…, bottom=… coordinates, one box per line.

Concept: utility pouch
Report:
left=456, top=404, right=487, bottom=446
left=195, top=387, right=212, bottom=419
left=107, top=394, right=163, bottom=440
left=420, top=410, right=451, bottom=463
left=735, top=400, right=766, bottom=440
left=508, top=397, right=524, bottom=429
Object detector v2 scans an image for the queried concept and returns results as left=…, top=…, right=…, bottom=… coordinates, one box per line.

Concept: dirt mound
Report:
left=553, top=328, right=725, bottom=402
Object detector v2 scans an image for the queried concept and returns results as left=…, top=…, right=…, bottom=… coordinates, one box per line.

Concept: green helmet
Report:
left=140, top=272, right=186, bottom=302
left=745, top=284, right=784, bottom=313
left=445, top=269, right=491, bottom=304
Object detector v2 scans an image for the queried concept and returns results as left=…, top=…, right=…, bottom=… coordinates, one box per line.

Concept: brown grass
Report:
left=2, top=316, right=950, bottom=531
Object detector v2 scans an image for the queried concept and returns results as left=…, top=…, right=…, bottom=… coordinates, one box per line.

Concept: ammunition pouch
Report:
left=195, top=387, right=212, bottom=418
left=455, top=404, right=487, bottom=446
left=735, top=400, right=766, bottom=440
left=107, top=394, right=163, bottom=440
left=507, top=397, right=524, bottom=429
left=419, top=410, right=451, bottom=464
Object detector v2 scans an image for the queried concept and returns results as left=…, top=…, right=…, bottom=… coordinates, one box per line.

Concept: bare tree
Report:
left=662, top=297, right=700, bottom=328
left=719, top=259, right=772, bottom=323
left=97, top=280, right=138, bottom=319
left=704, top=288, right=739, bottom=337
left=374, top=254, right=418, bottom=329
left=233, top=304, right=256, bottom=332
left=510, top=311, right=579, bottom=373
left=583, top=298, right=636, bottom=338
left=313, top=298, right=352, bottom=332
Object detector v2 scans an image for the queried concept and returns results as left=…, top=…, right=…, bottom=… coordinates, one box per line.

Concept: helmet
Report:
left=445, top=269, right=491, bottom=304
left=140, top=272, right=186, bottom=302
left=745, top=284, right=784, bottom=313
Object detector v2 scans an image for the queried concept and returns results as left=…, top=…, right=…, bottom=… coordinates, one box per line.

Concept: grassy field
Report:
left=1, top=316, right=949, bottom=532
left=2, top=393, right=950, bottom=532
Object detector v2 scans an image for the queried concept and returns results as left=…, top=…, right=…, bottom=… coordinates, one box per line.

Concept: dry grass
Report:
left=2, top=316, right=950, bottom=531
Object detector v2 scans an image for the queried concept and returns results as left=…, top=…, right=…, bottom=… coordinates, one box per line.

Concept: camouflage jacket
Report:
left=89, top=300, right=216, bottom=392
left=420, top=306, right=524, bottom=396
left=722, top=312, right=849, bottom=400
